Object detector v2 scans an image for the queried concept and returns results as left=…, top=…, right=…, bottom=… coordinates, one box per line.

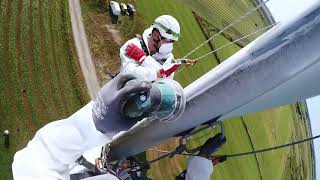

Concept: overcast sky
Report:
left=266, top=0, right=319, bottom=179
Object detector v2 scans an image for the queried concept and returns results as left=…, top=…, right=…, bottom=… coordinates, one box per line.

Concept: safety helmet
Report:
left=151, top=15, right=180, bottom=41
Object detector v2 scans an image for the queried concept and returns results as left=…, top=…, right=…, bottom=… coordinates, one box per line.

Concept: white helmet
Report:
left=151, top=15, right=180, bottom=41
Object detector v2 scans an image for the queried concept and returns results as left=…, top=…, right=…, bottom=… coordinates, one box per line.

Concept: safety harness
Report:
left=135, top=34, right=149, bottom=56
left=135, top=34, right=173, bottom=65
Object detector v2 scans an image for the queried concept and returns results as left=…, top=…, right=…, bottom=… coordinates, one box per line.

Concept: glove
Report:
left=159, top=58, right=181, bottom=77
left=125, top=43, right=146, bottom=64
left=92, top=74, right=151, bottom=135
left=212, top=155, right=227, bottom=166
left=198, top=133, right=226, bottom=159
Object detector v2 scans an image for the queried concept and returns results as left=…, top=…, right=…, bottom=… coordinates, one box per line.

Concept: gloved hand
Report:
left=159, top=58, right=181, bottom=77
left=198, top=133, right=226, bottom=159
left=125, top=43, right=146, bottom=64
left=212, top=155, right=227, bottom=166
left=92, top=74, right=152, bottom=135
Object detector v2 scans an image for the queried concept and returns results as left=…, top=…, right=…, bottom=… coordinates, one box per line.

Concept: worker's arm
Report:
left=185, top=133, right=227, bottom=180
left=185, top=156, right=213, bottom=180
left=159, top=55, right=181, bottom=78
left=12, top=102, right=110, bottom=180
left=12, top=74, right=151, bottom=180
left=120, top=40, right=162, bottom=81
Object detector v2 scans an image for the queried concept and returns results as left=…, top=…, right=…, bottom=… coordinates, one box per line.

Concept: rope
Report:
left=193, top=22, right=277, bottom=61
left=176, top=22, right=277, bottom=74
left=147, top=148, right=193, bottom=157
left=182, top=0, right=271, bottom=59
left=145, top=121, right=223, bottom=164
left=224, top=134, right=320, bottom=158
left=188, top=131, right=213, bottom=143
left=149, top=149, right=171, bottom=154
left=147, top=149, right=180, bottom=164
left=147, top=134, right=320, bottom=160
left=187, top=120, right=224, bottom=142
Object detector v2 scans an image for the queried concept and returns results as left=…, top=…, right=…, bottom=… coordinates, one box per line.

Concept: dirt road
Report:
left=69, top=0, right=100, bottom=99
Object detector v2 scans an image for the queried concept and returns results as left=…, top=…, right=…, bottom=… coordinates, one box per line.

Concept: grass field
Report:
left=0, top=0, right=89, bottom=179
left=80, top=0, right=124, bottom=86
left=177, top=0, right=272, bottom=47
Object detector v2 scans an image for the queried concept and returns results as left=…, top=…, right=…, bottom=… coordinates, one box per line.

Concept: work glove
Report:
left=125, top=43, right=146, bottom=64
left=198, top=133, right=226, bottom=159
left=212, top=155, right=227, bottom=166
left=92, top=74, right=152, bottom=135
left=159, top=58, right=181, bottom=77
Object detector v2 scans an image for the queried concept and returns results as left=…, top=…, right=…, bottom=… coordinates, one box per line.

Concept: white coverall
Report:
left=120, top=28, right=175, bottom=82
left=12, top=102, right=213, bottom=180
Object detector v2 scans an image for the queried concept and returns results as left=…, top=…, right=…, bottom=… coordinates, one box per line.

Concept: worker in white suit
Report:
left=12, top=74, right=225, bottom=180
left=120, top=15, right=182, bottom=82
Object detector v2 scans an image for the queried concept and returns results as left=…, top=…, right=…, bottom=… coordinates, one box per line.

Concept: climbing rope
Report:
left=176, top=22, right=277, bottom=73
left=223, top=134, right=320, bottom=158
left=147, top=131, right=319, bottom=161
left=182, top=0, right=271, bottom=59
left=144, top=120, right=225, bottom=165
left=192, top=22, right=278, bottom=62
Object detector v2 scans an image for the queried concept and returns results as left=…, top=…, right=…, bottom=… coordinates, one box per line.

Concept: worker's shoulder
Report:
left=121, top=38, right=141, bottom=49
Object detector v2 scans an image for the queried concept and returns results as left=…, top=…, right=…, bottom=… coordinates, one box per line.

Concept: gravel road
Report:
left=69, top=0, right=100, bottom=100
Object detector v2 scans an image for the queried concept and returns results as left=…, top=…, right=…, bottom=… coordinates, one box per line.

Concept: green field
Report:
left=177, top=0, right=272, bottom=47
left=0, top=0, right=89, bottom=179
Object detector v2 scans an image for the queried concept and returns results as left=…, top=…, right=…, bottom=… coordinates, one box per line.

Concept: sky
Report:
left=266, top=0, right=319, bottom=179
left=307, top=96, right=320, bottom=180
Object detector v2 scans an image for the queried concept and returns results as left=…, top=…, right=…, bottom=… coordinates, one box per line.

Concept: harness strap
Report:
left=135, top=34, right=149, bottom=56
left=135, top=34, right=170, bottom=65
